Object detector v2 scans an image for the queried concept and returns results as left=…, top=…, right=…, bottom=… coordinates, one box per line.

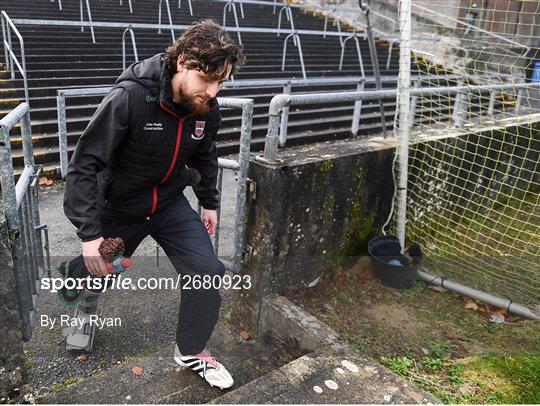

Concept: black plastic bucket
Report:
left=367, top=235, right=419, bottom=289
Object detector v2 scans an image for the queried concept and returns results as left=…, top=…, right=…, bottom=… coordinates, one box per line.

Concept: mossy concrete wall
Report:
left=231, top=115, right=540, bottom=335
left=231, top=137, right=396, bottom=334
left=0, top=208, right=27, bottom=400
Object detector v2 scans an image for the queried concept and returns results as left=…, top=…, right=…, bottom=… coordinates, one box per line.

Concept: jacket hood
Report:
left=116, top=53, right=182, bottom=111
left=116, top=53, right=164, bottom=90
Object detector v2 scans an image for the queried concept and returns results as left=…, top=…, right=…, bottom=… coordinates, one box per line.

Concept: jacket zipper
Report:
left=147, top=102, right=195, bottom=217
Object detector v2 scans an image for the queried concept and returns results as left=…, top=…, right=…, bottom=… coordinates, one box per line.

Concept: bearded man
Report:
left=63, top=19, right=245, bottom=389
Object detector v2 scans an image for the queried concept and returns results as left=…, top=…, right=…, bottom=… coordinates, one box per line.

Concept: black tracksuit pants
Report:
left=100, top=194, right=225, bottom=355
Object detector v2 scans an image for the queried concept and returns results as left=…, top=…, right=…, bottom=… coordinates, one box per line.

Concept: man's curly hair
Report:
left=162, top=19, right=245, bottom=79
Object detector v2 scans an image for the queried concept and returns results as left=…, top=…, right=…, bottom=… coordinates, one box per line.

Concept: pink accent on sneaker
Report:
left=196, top=349, right=219, bottom=369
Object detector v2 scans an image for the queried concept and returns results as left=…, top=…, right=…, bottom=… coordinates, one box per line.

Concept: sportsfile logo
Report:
left=143, top=122, right=163, bottom=131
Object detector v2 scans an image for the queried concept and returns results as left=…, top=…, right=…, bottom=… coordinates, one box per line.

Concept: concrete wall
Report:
left=231, top=136, right=396, bottom=333
left=0, top=209, right=27, bottom=401
left=231, top=114, right=540, bottom=334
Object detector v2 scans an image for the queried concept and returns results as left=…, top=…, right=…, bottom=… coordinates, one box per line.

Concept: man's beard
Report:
left=176, top=85, right=210, bottom=115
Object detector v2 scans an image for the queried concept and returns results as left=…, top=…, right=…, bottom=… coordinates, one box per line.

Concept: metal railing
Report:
left=0, top=103, right=51, bottom=342
left=119, top=0, right=133, bottom=14
left=1, top=11, right=29, bottom=106
left=55, top=72, right=478, bottom=171
left=50, top=0, right=63, bottom=11
left=277, top=4, right=295, bottom=36
left=8, top=16, right=403, bottom=86
left=56, top=87, right=254, bottom=274
left=79, top=0, right=95, bottom=43
left=259, top=81, right=540, bottom=162
left=178, top=0, right=193, bottom=16
left=223, top=0, right=243, bottom=45
left=158, top=0, right=175, bottom=42
left=122, top=27, right=139, bottom=70
left=281, top=32, right=306, bottom=80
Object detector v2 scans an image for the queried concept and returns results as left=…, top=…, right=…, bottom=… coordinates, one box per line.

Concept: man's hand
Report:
left=201, top=209, right=218, bottom=236
left=82, top=237, right=109, bottom=276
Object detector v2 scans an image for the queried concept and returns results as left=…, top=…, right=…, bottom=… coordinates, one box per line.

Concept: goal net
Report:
left=394, top=0, right=540, bottom=307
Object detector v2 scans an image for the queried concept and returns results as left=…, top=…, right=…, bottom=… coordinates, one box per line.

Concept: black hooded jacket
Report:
left=64, top=54, right=221, bottom=241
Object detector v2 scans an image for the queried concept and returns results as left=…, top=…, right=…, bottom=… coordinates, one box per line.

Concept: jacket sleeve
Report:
left=63, top=87, right=130, bottom=241
left=186, top=120, right=221, bottom=210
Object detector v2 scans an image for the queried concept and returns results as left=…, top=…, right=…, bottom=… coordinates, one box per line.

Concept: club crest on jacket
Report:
left=192, top=121, right=206, bottom=140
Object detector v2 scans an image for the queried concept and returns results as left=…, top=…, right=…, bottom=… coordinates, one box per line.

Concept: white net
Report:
left=393, top=0, right=540, bottom=306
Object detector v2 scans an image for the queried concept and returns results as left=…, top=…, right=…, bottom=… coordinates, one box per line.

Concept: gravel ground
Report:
left=25, top=167, right=240, bottom=397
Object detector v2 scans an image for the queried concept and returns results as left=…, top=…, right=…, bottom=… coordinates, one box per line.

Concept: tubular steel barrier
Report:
left=122, top=27, right=139, bottom=70
left=277, top=5, right=295, bottom=40
left=178, top=0, right=193, bottom=16
left=259, top=81, right=540, bottom=162
left=1, top=11, right=29, bottom=106
left=119, top=0, right=133, bottom=14
left=79, top=0, right=95, bottom=43
left=55, top=72, right=488, bottom=174
left=158, top=0, right=175, bottom=42
left=56, top=88, right=254, bottom=274
left=223, top=0, right=242, bottom=45
left=50, top=0, right=63, bottom=11
left=0, top=103, right=51, bottom=341
left=281, top=32, right=306, bottom=80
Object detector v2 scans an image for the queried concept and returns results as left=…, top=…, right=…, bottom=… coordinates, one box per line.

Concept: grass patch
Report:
left=290, top=265, right=540, bottom=404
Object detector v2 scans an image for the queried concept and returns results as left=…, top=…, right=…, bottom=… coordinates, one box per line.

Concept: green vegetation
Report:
left=292, top=273, right=540, bottom=404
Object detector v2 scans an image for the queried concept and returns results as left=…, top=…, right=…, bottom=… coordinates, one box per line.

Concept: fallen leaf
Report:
left=131, top=366, right=143, bottom=376
left=464, top=302, right=479, bottom=311
left=478, top=303, right=492, bottom=314
left=489, top=313, right=505, bottom=324
left=39, top=177, right=53, bottom=186
left=239, top=330, right=251, bottom=341
left=76, top=354, right=88, bottom=361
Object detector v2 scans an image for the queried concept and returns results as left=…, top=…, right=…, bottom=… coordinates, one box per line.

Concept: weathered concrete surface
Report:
left=39, top=322, right=302, bottom=404
left=212, top=346, right=440, bottom=404
left=0, top=209, right=28, bottom=401
left=213, top=295, right=440, bottom=405
left=231, top=136, right=396, bottom=334
left=259, top=294, right=345, bottom=354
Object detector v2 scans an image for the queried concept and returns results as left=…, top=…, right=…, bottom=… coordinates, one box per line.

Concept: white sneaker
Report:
left=173, top=345, right=234, bottom=389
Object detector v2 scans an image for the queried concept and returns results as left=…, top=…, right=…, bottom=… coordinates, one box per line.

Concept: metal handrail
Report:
left=259, top=81, right=540, bottom=162
left=120, top=0, right=133, bottom=14
left=322, top=9, right=343, bottom=45
left=1, top=11, right=29, bottom=106
left=223, top=0, right=242, bottom=45
left=282, top=32, right=306, bottom=80
left=0, top=102, right=50, bottom=341
left=158, top=0, right=175, bottom=42
left=277, top=5, right=295, bottom=41
left=10, top=17, right=395, bottom=40
left=122, top=27, right=139, bottom=70
left=56, top=88, right=254, bottom=274
left=339, top=34, right=365, bottom=76
left=178, top=0, right=193, bottom=16
left=50, top=0, right=63, bottom=11
left=79, top=0, right=95, bottom=43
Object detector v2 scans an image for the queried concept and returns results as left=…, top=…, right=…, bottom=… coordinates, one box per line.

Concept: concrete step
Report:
left=39, top=323, right=306, bottom=404
left=211, top=345, right=440, bottom=404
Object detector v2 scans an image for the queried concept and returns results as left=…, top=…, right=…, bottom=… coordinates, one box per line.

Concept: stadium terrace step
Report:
left=210, top=345, right=440, bottom=404
left=39, top=323, right=307, bottom=404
